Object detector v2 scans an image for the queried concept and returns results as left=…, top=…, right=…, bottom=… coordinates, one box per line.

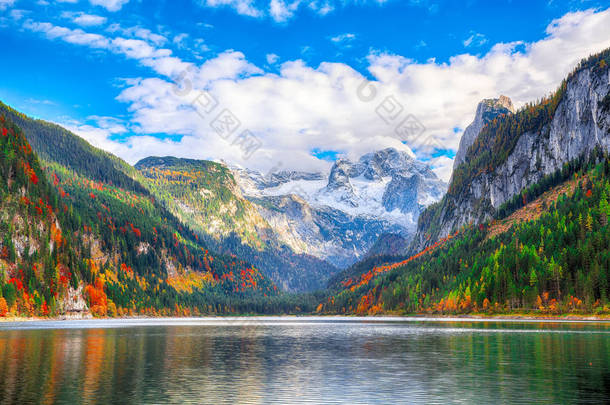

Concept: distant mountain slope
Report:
left=135, top=156, right=338, bottom=292
left=361, top=233, right=410, bottom=258
left=411, top=48, right=610, bottom=253
left=321, top=157, right=610, bottom=315
left=233, top=147, right=446, bottom=268
left=0, top=107, right=284, bottom=318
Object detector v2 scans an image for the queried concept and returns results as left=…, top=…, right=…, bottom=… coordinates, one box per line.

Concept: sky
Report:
left=1, top=0, right=610, bottom=181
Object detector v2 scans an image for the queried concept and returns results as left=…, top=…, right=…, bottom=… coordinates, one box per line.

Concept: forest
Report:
left=0, top=114, right=317, bottom=317
left=2, top=111, right=610, bottom=318
left=322, top=154, right=610, bottom=316
left=1, top=46, right=610, bottom=318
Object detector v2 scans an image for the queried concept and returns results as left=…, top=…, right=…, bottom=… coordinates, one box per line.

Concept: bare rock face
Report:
left=382, top=174, right=420, bottom=217
left=59, top=284, right=89, bottom=315
left=324, top=160, right=358, bottom=207
left=233, top=147, right=447, bottom=269
left=452, top=95, right=515, bottom=172
left=411, top=61, right=610, bottom=254
left=252, top=194, right=405, bottom=268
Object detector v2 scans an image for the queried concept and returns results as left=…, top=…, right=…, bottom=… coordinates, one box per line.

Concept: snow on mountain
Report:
left=231, top=147, right=447, bottom=267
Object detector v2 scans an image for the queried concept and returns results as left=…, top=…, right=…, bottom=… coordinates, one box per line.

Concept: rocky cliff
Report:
left=411, top=49, right=610, bottom=253
left=452, top=95, right=515, bottom=172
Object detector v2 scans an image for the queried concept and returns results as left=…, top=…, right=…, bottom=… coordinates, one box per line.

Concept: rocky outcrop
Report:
left=452, top=95, right=514, bottom=172
left=411, top=56, right=610, bottom=253
left=252, top=194, right=405, bottom=268
left=323, top=160, right=357, bottom=206
left=382, top=174, right=420, bottom=216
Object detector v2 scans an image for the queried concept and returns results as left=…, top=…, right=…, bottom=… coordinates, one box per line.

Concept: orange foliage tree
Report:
left=0, top=297, right=8, bottom=317
left=85, top=279, right=108, bottom=317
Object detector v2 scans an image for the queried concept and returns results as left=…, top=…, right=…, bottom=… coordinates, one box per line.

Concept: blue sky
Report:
left=1, top=0, right=610, bottom=180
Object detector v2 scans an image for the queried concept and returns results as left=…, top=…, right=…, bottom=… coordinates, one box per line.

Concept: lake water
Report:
left=0, top=317, right=608, bottom=404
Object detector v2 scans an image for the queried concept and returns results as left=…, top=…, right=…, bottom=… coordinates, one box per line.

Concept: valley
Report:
left=0, top=48, right=609, bottom=319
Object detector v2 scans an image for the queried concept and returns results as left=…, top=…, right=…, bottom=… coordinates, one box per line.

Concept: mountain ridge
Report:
left=410, top=48, right=610, bottom=254
left=232, top=147, right=447, bottom=269
left=134, top=155, right=339, bottom=292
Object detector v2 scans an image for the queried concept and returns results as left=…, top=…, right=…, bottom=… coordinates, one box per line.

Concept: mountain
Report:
left=232, top=147, right=447, bottom=268
left=411, top=48, right=610, bottom=254
left=0, top=105, right=296, bottom=318
left=452, top=95, right=515, bottom=172
left=321, top=156, right=610, bottom=315
left=134, top=156, right=338, bottom=293
left=321, top=48, right=610, bottom=316
left=0, top=102, right=145, bottom=194
left=361, top=233, right=411, bottom=258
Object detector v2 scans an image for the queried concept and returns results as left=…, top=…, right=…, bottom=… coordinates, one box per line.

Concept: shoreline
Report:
left=1, top=313, right=609, bottom=324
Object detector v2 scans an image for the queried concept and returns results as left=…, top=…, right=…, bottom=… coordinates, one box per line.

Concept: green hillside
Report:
left=136, top=156, right=338, bottom=292
left=0, top=109, right=301, bottom=317
left=0, top=101, right=145, bottom=194
left=321, top=156, right=610, bottom=316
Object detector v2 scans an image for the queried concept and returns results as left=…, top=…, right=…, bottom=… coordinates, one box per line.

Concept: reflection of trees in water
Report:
left=0, top=323, right=608, bottom=404
left=82, top=330, right=106, bottom=403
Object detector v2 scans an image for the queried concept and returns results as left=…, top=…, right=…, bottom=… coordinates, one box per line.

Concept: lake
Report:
left=0, top=317, right=608, bottom=404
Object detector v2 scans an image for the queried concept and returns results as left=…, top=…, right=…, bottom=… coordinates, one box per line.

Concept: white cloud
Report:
left=20, top=8, right=610, bottom=179
left=428, top=155, right=453, bottom=182
left=266, top=53, right=279, bottom=64
left=106, top=24, right=167, bottom=46
left=173, top=33, right=188, bottom=47
left=269, top=0, right=301, bottom=22
left=61, top=12, right=107, bottom=27
left=463, top=32, right=487, bottom=48
left=330, top=32, right=355, bottom=44
left=115, top=8, right=610, bottom=174
left=199, top=0, right=391, bottom=23
left=9, top=8, right=28, bottom=20
left=0, top=0, right=15, bottom=10
left=25, top=97, right=56, bottom=105
left=201, top=0, right=263, bottom=18
left=25, top=21, right=112, bottom=47
left=89, top=0, right=130, bottom=12
left=23, top=20, right=187, bottom=77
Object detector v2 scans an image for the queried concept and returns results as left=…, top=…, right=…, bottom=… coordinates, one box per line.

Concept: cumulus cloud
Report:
left=61, top=12, right=108, bottom=27
left=199, top=0, right=390, bottom=23
left=266, top=53, right=279, bottom=64
left=21, top=8, right=610, bottom=181
left=0, top=0, right=15, bottom=10
left=89, top=0, right=130, bottom=12
left=427, top=155, right=454, bottom=182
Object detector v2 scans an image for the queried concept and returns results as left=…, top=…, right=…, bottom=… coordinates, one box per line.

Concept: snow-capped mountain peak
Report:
left=231, top=147, right=447, bottom=268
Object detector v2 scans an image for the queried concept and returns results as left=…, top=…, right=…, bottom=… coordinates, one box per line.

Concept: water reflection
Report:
left=0, top=318, right=608, bottom=404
